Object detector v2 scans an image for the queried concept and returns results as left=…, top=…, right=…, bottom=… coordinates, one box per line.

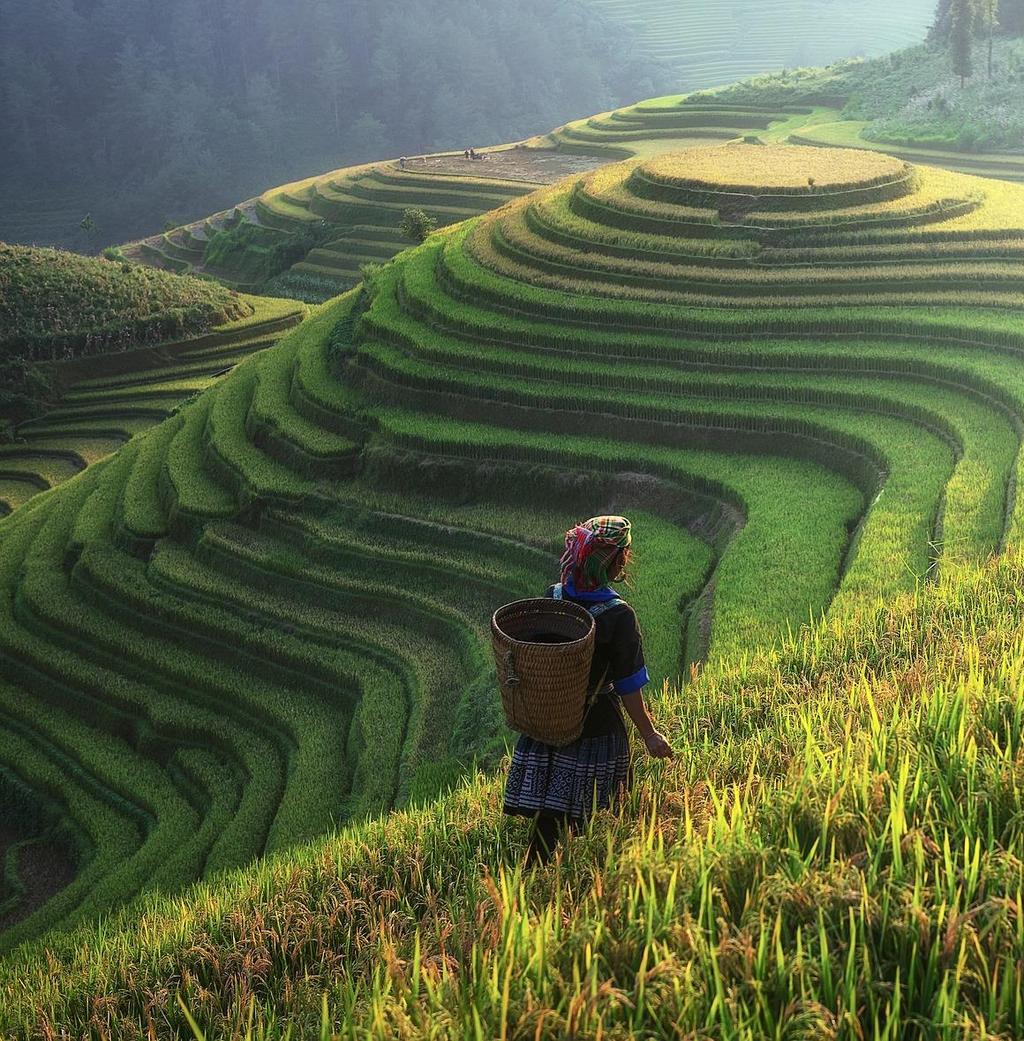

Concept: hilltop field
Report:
left=3, top=129, right=1024, bottom=1036
left=117, top=26, right=1024, bottom=310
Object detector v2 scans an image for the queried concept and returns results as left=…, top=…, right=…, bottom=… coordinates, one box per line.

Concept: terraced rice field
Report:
left=259, top=158, right=556, bottom=296
left=589, top=0, right=934, bottom=89
left=546, top=94, right=1024, bottom=188
left=124, top=93, right=1024, bottom=307
left=128, top=154, right=592, bottom=302
left=5, top=141, right=1024, bottom=1000
left=127, top=105, right=828, bottom=298
left=547, top=97, right=820, bottom=158
left=0, top=297, right=305, bottom=517
left=122, top=206, right=257, bottom=287
left=791, top=119, right=1024, bottom=184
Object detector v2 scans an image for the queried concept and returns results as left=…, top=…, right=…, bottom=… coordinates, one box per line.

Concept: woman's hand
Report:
left=642, top=729, right=674, bottom=759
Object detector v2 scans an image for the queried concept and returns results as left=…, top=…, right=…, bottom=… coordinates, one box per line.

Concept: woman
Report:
left=504, top=515, right=673, bottom=864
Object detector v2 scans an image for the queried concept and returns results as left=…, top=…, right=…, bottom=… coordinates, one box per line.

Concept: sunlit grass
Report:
left=4, top=552, right=1024, bottom=1037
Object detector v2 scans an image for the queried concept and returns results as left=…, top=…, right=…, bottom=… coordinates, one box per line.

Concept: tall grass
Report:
left=3, top=552, right=1024, bottom=1037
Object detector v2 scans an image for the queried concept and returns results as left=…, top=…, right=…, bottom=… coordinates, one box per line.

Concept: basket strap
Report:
left=552, top=584, right=623, bottom=617
left=585, top=663, right=610, bottom=708
left=504, top=647, right=539, bottom=734
left=558, top=591, right=623, bottom=705
left=503, top=648, right=520, bottom=687
left=584, top=599, right=624, bottom=709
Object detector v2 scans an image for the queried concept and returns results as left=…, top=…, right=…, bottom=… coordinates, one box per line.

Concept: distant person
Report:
left=469, top=147, right=477, bottom=160
left=503, top=516, right=673, bottom=865
left=464, top=148, right=471, bottom=159
left=399, top=156, right=407, bottom=169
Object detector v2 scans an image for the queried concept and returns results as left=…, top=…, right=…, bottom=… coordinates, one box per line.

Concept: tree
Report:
left=348, top=112, right=388, bottom=160
left=399, top=207, right=437, bottom=243
left=980, top=0, right=998, bottom=78
left=950, top=0, right=976, bottom=87
left=79, top=213, right=99, bottom=251
left=930, top=0, right=954, bottom=41
left=314, top=42, right=348, bottom=140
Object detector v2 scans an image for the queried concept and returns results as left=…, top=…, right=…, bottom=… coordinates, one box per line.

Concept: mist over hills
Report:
left=591, top=0, right=937, bottom=88
left=0, top=0, right=668, bottom=250
left=0, top=0, right=939, bottom=252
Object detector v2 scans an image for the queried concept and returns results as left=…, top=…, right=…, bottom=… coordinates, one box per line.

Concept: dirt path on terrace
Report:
left=400, top=149, right=603, bottom=184
left=0, top=826, right=77, bottom=932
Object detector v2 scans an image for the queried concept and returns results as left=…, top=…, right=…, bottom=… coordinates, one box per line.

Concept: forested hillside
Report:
left=933, top=0, right=1024, bottom=35
left=0, top=0, right=666, bottom=250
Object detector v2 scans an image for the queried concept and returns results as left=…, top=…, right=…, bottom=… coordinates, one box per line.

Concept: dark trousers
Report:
left=526, top=812, right=580, bottom=864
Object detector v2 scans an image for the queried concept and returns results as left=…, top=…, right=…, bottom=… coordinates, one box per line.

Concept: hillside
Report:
left=120, top=25, right=1024, bottom=306
left=700, top=35, right=1024, bottom=172
left=0, top=246, right=305, bottom=515
left=588, top=0, right=935, bottom=88
left=0, top=0, right=668, bottom=251
left=0, top=245, right=249, bottom=359
left=4, top=140, right=1024, bottom=1034
left=122, top=152, right=600, bottom=304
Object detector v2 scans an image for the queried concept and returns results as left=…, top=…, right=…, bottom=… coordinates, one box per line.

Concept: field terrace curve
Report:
left=4, top=142, right=1024, bottom=956
left=124, top=92, right=1024, bottom=308
left=0, top=297, right=306, bottom=518
left=546, top=93, right=1024, bottom=185
left=585, top=0, right=935, bottom=90
left=124, top=153, right=597, bottom=304
left=0, top=245, right=308, bottom=517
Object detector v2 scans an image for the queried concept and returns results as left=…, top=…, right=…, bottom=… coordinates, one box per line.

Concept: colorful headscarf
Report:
left=560, top=515, right=632, bottom=592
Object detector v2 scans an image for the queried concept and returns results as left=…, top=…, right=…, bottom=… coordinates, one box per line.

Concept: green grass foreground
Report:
left=2, top=552, right=1022, bottom=1038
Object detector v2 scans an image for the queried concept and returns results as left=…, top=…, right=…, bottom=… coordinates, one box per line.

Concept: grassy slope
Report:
left=702, top=38, right=1024, bottom=175
left=6, top=147, right=1024, bottom=1020
left=0, top=245, right=249, bottom=359
left=6, top=39, right=1024, bottom=1041
left=844, top=38, right=1024, bottom=152
left=2, top=548, right=1021, bottom=1037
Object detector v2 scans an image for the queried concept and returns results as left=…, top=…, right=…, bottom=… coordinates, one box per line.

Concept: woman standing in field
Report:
left=504, top=515, right=674, bottom=864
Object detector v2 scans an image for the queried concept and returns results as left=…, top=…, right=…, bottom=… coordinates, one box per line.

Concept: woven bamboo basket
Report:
left=491, top=598, right=595, bottom=746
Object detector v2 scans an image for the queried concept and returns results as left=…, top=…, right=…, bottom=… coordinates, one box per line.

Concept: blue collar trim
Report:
left=563, top=576, right=619, bottom=602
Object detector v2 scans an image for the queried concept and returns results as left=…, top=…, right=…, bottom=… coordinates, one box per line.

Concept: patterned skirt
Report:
left=503, top=727, right=632, bottom=822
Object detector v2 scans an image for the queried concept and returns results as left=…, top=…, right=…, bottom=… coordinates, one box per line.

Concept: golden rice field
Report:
left=640, top=144, right=908, bottom=191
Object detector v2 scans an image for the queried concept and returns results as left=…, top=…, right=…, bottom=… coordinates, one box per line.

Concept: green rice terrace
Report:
left=0, top=245, right=305, bottom=516
left=124, top=84, right=1024, bottom=313
left=123, top=152, right=598, bottom=304
left=587, top=0, right=935, bottom=89
left=5, top=138, right=1024, bottom=1035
